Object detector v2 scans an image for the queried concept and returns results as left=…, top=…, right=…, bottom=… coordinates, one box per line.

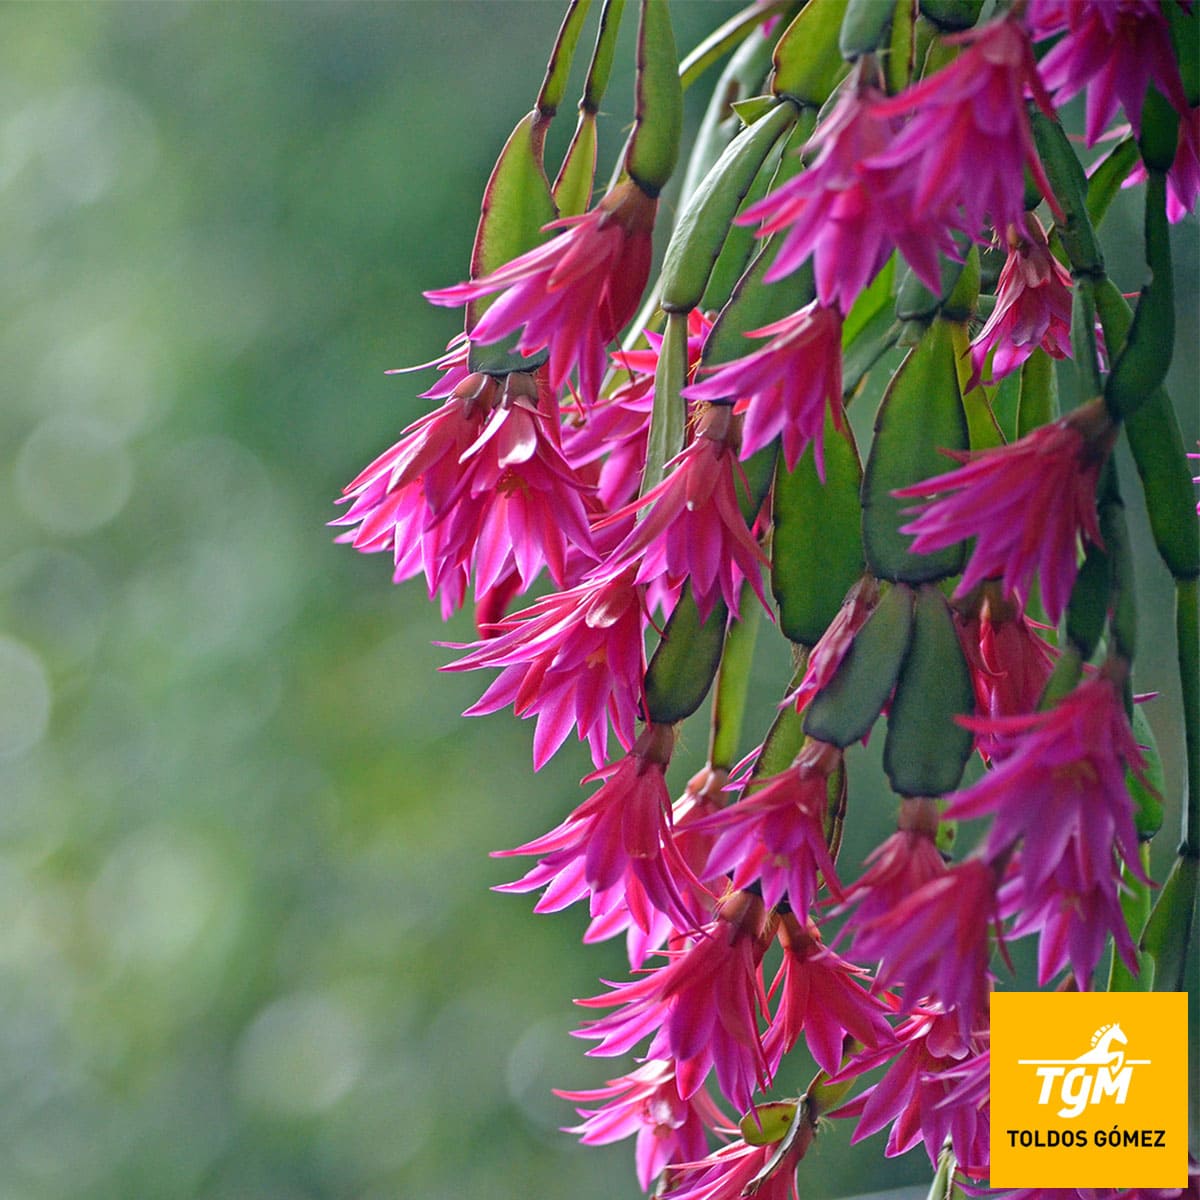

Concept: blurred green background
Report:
left=0, top=3, right=1194, bottom=1198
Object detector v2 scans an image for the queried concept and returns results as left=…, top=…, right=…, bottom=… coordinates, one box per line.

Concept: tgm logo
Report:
left=990, top=992, right=1187, bottom=1188
left=1019, top=1021, right=1150, bottom=1118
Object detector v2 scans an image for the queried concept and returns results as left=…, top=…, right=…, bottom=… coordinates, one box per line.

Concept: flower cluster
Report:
left=336, top=2, right=1194, bottom=1196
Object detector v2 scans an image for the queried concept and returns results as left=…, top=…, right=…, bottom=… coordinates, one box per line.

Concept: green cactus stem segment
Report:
left=1104, top=169, right=1174, bottom=422
left=535, top=0, right=594, bottom=129
left=1032, top=111, right=1104, bottom=276
left=710, top=580, right=763, bottom=770
left=644, top=585, right=729, bottom=724
left=678, top=0, right=794, bottom=92
left=771, top=0, right=852, bottom=107
left=659, top=99, right=799, bottom=313
left=641, top=309, right=689, bottom=495
left=625, top=0, right=683, bottom=196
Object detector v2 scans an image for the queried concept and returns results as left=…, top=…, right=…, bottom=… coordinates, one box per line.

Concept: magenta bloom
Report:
left=834, top=1010, right=988, bottom=1175
left=682, top=302, right=844, bottom=477
left=332, top=372, right=493, bottom=615
left=583, top=768, right=730, bottom=969
left=946, top=672, right=1151, bottom=985
left=599, top=404, right=770, bottom=623
left=1026, top=0, right=1188, bottom=145
left=425, top=180, right=656, bottom=405
left=575, top=891, right=775, bottom=1113
left=1168, top=107, right=1200, bottom=222
left=659, top=1137, right=803, bottom=1200
left=839, top=816, right=948, bottom=931
left=566, top=311, right=713, bottom=510
left=334, top=371, right=598, bottom=613
left=895, top=399, right=1117, bottom=623
left=738, top=80, right=939, bottom=307
left=969, top=217, right=1072, bottom=387
left=556, top=1060, right=729, bottom=1192
left=954, top=596, right=1056, bottom=762
left=692, top=740, right=844, bottom=916
left=493, top=725, right=707, bottom=934
left=764, top=916, right=894, bottom=1079
left=847, top=859, right=999, bottom=1032
left=869, top=18, right=1059, bottom=242
left=1003, top=851, right=1140, bottom=990
left=446, top=565, right=646, bottom=769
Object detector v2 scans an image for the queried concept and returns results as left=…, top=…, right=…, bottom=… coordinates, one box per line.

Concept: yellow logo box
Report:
left=990, top=991, right=1189, bottom=1188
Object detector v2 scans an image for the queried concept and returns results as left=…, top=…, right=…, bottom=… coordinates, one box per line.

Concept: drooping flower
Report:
left=598, top=403, right=770, bottom=622
left=385, top=332, right=472, bottom=400
left=953, top=588, right=1057, bottom=761
left=833, top=1009, right=989, bottom=1176
left=425, top=179, right=657, bottom=405
left=556, top=1060, right=729, bottom=1193
left=445, top=564, right=647, bottom=769
left=659, top=1135, right=805, bottom=1200
left=682, top=301, right=844, bottom=477
left=1026, top=0, right=1189, bottom=145
left=565, top=310, right=713, bottom=510
left=333, top=370, right=599, bottom=613
left=895, top=397, right=1117, bottom=623
left=868, top=18, right=1060, bottom=243
left=945, top=672, right=1149, bottom=894
left=1002, top=849, right=1140, bottom=990
left=575, top=890, right=776, bottom=1113
left=846, top=858, right=1000, bottom=1032
left=946, top=670, right=1152, bottom=986
left=764, top=915, right=894, bottom=1080
left=691, top=740, right=844, bottom=917
left=969, top=217, right=1073, bottom=387
left=738, top=74, right=951, bottom=306
left=837, top=802, right=948, bottom=931
left=492, top=724, right=708, bottom=934
left=331, top=371, right=494, bottom=616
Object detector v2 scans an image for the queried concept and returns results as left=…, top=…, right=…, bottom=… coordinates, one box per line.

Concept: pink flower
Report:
left=738, top=77, right=949, bottom=307
left=556, top=1060, right=729, bottom=1192
left=945, top=673, right=1149, bottom=896
left=445, top=565, right=647, bottom=769
left=492, top=725, right=707, bottom=934
left=895, top=398, right=1117, bottom=623
left=583, top=766, right=732, bottom=969
left=869, top=19, right=1060, bottom=242
left=838, top=799, right=947, bottom=928
left=691, top=740, right=844, bottom=916
left=384, top=332, right=472, bottom=400
left=443, top=373, right=598, bottom=593
left=969, top=217, right=1073, bottom=387
left=764, top=916, right=894, bottom=1079
left=332, top=371, right=493, bottom=615
left=953, top=592, right=1057, bottom=761
left=425, top=180, right=656, bottom=405
left=786, top=575, right=879, bottom=712
left=1026, top=0, right=1189, bottom=145
left=599, top=404, right=770, bottom=623
left=659, top=1136, right=804, bottom=1200
left=334, top=371, right=599, bottom=612
left=846, top=859, right=1000, bottom=1032
left=566, top=311, right=713, bottom=510
left=834, top=1010, right=989, bottom=1175
left=948, top=670, right=1152, bottom=986
left=682, top=302, right=844, bottom=477
left=1167, top=107, right=1200, bottom=222
left=1002, top=851, right=1139, bottom=989
left=575, top=890, right=775, bottom=1113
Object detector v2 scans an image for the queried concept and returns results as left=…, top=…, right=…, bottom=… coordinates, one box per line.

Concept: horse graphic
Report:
left=1073, top=1023, right=1127, bottom=1073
